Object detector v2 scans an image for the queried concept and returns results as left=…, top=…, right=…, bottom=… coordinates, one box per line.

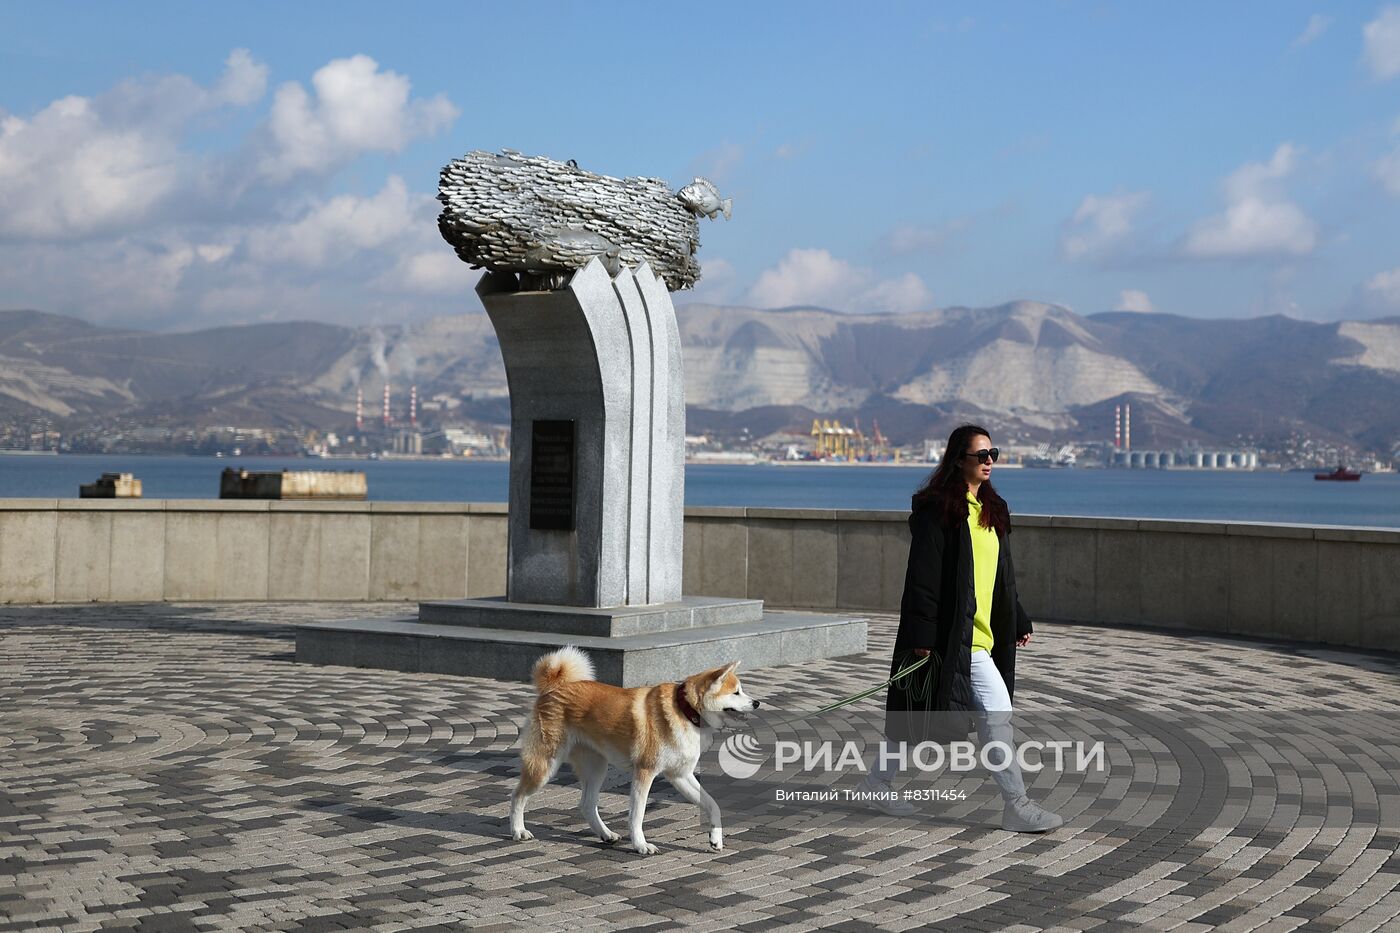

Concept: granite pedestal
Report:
left=295, top=260, right=867, bottom=685
left=296, top=597, right=867, bottom=687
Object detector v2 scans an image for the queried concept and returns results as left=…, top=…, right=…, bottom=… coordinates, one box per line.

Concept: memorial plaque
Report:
left=529, top=419, right=576, bottom=531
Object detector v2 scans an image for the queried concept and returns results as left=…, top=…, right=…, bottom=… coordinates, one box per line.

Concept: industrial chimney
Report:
left=1124, top=403, right=1131, bottom=451
left=1114, top=404, right=1121, bottom=449
left=410, top=385, right=418, bottom=426
left=356, top=387, right=364, bottom=432
left=383, top=384, right=392, bottom=429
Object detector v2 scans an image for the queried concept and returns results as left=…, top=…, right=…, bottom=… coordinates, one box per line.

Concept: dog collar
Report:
left=674, top=683, right=706, bottom=728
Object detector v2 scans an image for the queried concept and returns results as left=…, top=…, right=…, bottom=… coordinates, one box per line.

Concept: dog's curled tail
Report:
left=532, top=646, right=595, bottom=693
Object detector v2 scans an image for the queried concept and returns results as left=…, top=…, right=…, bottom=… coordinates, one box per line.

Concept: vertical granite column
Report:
left=612, top=272, right=653, bottom=605
left=477, top=258, right=685, bottom=608
left=636, top=264, right=685, bottom=604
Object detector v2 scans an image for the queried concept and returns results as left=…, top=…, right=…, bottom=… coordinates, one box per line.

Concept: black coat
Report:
left=884, top=503, right=1034, bottom=743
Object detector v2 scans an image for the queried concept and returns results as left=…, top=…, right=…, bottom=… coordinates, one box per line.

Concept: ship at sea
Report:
left=1314, top=465, right=1362, bottom=482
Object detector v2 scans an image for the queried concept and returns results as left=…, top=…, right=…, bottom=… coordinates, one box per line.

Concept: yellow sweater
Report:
left=967, top=490, right=999, bottom=654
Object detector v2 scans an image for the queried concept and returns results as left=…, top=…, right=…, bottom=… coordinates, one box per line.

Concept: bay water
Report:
left=2, top=454, right=1397, bottom=529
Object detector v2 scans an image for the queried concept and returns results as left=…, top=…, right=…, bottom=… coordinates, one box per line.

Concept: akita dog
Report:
left=508, top=647, right=759, bottom=855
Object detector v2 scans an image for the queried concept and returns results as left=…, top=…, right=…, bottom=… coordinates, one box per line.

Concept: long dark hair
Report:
left=911, top=423, right=1010, bottom=537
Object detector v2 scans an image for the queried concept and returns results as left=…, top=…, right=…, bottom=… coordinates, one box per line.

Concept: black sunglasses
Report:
left=961, top=447, right=999, bottom=464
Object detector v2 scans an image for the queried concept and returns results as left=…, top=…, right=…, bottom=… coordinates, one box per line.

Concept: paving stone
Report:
left=3, top=602, right=1400, bottom=930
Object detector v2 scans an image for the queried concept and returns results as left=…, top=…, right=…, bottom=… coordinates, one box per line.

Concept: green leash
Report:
left=808, top=653, right=931, bottom=715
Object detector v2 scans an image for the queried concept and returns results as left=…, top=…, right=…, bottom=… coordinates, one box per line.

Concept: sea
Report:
left=2, top=453, right=1398, bottom=530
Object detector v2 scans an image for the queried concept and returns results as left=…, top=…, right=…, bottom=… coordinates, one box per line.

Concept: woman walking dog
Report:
left=864, top=423, right=1062, bottom=832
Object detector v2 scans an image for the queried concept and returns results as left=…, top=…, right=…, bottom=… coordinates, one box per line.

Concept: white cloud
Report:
left=257, top=55, right=458, bottom=181
left=863, top=273, right=934, bottom=312
left=1364, top=6, right=1400, bottom=79
left=1376, top=147, right=1400, bottom=195
left=0, top=96, right=179, bottom=239
left=746, top=248, right=932, bottom=312
left=682, top=257, right=739, bottom=305
left=1291, top=14, right=1332, bottom=49
left=1182, top=144, right=1316, bottom=258
left=1374, top=119, right=1400, bottom=196
left=0, top=51, right=270, bottom=241
left=194, top=279, right=324, bottom=320
left=196, top=243, right=234, bottom=263
left=773, top=140, right=810, bottom=160
left=1219, top=142, right=1298, bottom=200
left=1060, top=192, right=1149, bottom=261
left=387, top=250, right=483, bottom=294
left=1183, top=200, right=1316, bottom=257
left=1115, top=289, right=1155, bottom=313
left=748, top=249, right=859, bottom=308
left=1363, top=267, right=1400, bottom=307
left=246, top=176, right=424, bottom=267
left=0, top=235, right=231, bottom=321
left=215, top=48, right=269, bottom=106
left=0, top=51, right=468, bottom=329
left=689, top=142, right=743, bottom=185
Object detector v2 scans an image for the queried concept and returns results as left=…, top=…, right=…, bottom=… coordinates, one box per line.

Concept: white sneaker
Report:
left=1002, top=795, right=1063, bottom=832
left=859, top=775, right=916, bottom=816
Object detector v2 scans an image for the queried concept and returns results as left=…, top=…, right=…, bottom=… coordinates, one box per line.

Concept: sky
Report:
left=3, top=1, right=1400, bottom=331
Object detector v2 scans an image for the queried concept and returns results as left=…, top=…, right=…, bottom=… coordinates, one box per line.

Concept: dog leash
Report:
left=731, top=654, right=930, bottom=730
left=704, top=654, right=933, bottom=732
left=808, top=653, right=930, bottom=714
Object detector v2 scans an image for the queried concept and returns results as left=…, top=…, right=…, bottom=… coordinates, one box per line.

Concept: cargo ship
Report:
left=1314, top=465, right=1362, bottom=481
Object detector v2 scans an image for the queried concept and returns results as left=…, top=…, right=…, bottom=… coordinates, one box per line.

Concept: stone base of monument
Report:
left=418, top=595, right=766, bottom=636
left=294, top=597, right=868, bottom=687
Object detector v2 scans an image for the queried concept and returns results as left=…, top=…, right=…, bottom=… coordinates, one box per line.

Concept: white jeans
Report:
left=872, top=650, right=1027, bottom=803
left=968, top=649, right=1027, bottom=802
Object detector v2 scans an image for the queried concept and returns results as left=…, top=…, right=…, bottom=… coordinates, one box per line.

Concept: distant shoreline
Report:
left=4, top=451, right=1392, bottom=475
left=763, top=459, right=935, bottom=469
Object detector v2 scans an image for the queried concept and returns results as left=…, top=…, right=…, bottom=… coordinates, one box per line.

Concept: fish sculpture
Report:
left=678, top=177, right=733, bottom=221
left=437, top=150, right=731, bottom=291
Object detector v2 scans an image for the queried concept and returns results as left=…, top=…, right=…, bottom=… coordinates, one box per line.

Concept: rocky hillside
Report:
left=675, top=301, right=1400, bottom=449
left=3, top=302, right=1399, bottom=448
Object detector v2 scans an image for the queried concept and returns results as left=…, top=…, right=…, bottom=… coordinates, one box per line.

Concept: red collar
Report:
left=674, top=683, right=706, bottom=728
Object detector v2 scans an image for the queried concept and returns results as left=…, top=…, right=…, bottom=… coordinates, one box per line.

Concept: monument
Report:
left=295, top=151, right=866, bottom=685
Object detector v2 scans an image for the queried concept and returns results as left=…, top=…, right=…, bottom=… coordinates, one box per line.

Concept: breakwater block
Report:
left=219, top=468, right=367, bottom=500
left=79, top=473, right=142, bottom=498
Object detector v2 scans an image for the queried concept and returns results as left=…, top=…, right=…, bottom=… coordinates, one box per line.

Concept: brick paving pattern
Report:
left=3, top=603, right=1400, bottom=931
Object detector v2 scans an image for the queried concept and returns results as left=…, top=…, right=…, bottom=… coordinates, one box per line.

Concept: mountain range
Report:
left=3, top=301, right=1399, bottom=450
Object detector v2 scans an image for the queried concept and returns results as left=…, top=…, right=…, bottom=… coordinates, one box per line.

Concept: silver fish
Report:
left=522, top=228, right=623, bottom=277
left=677, top=176, right=732, bottom=221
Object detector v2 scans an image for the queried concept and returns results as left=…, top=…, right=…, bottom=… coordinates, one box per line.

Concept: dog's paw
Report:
left=633, top=841, right=658, bottom=855
left=511, top=829, right=534, bottom=842
left=599, top=829, right=620, bottom=843
left=709, top=831, right=724, bottom=852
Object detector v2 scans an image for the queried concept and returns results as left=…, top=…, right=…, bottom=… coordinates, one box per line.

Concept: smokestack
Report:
left=383, top=384, right=392, bottom=429
left=356, top=387, right=363, bottom=432
left=1124, top=403, right=1131, bottom=451
left=1114, top=405, right=1121, bottom=449
left=410, top=385, right=418, bottom=426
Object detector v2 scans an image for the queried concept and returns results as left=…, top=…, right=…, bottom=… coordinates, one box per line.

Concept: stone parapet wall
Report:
left=0, top=500, right=508, bottom=604
left=682, top=509, right=1400, bottom=653
left=1, top=500, right=1396, bottom=651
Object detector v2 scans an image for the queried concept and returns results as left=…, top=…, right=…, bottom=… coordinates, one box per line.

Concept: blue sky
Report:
left=3, top=1, right=1400, bottom=329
